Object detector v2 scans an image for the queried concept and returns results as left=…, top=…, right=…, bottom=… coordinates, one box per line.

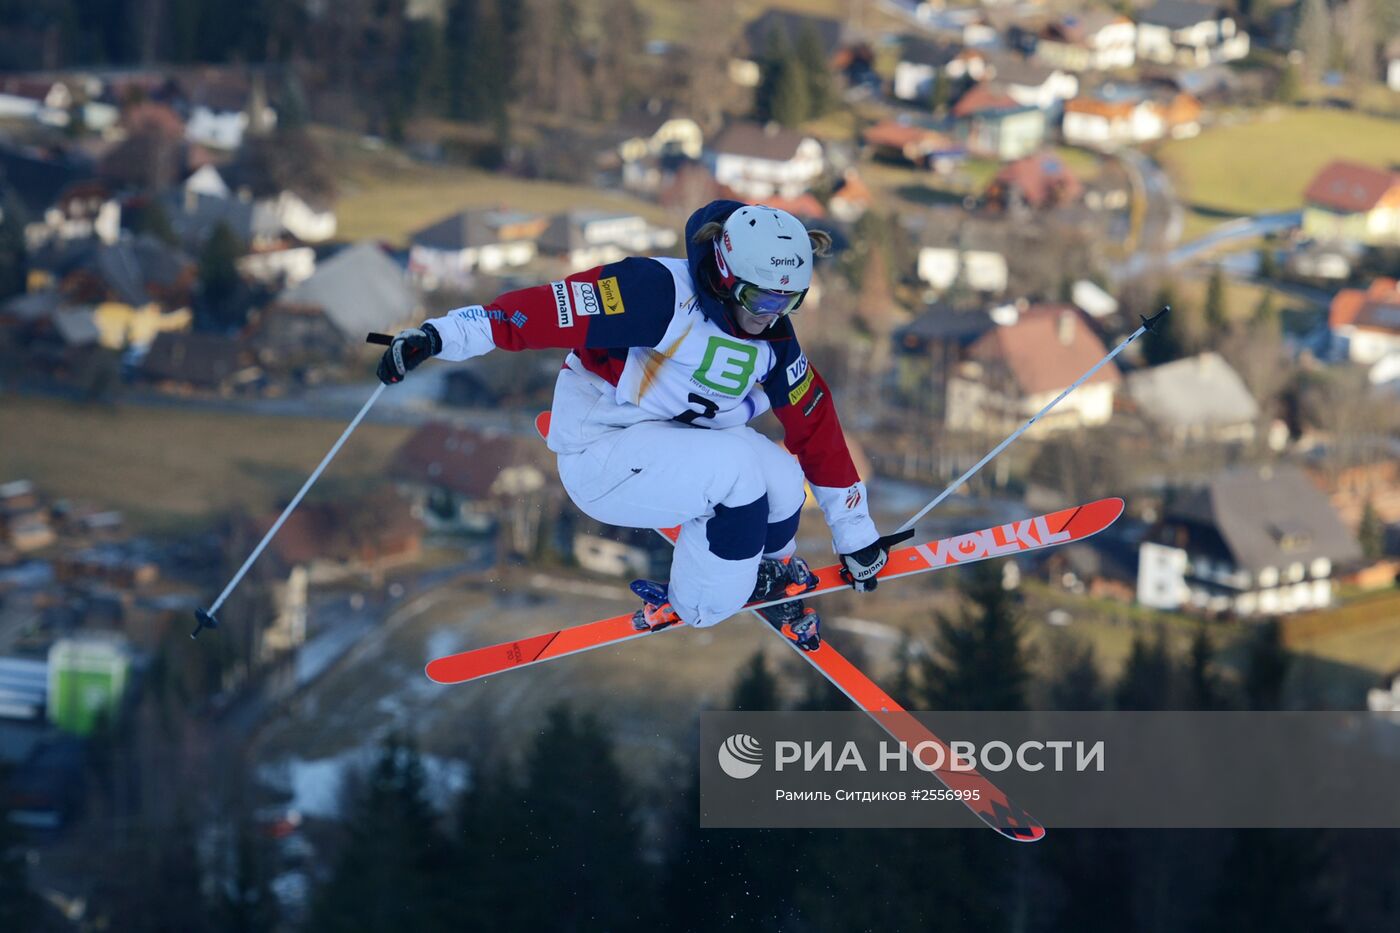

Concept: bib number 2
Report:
left=675, top=393, right=720, bottom=427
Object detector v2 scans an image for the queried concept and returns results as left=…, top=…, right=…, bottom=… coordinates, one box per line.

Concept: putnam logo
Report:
left=718, top=734, right=763, bottom=779
left=598, top=276, right=627, bottom=315
left=551, top=281, right=573, bottom=327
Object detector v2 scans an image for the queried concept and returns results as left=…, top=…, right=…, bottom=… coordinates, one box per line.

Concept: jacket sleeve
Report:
left=761, top=335, right=880, bottom=555
left=425, top=257, right=677, bottom=361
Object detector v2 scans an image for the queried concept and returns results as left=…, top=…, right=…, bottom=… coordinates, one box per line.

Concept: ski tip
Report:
left=998, top=823, right=1048, bottom=843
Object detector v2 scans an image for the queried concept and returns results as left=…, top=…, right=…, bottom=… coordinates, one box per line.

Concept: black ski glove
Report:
left=377, top=323, right=442, bottom=385
left=840, top=540, right=888, bottom=592
left=839, top=529, right=916, bottom=593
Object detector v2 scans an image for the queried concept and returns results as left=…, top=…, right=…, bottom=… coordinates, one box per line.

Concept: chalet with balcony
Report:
left=1138, top=467, right=1361, bottom=616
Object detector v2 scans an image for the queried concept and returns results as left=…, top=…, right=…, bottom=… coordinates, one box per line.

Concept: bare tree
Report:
left=1336, top=0, right=1378, bottom=83
left=1298, top=0, right=1335, bottom=81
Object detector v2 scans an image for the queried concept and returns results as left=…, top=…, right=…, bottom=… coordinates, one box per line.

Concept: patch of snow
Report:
left=426, top=627, right=465, bottom=663
left=260, top=749, right=471, bottom=820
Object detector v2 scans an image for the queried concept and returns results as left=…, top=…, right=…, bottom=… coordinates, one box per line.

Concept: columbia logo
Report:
left=510, top=311, right=528, bottom=328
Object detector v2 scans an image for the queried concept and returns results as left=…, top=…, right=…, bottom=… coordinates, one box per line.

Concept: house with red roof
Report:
left=1062, top=90, right=1200, bottom=149
left=946, top=305, right=1120, bottom=432
left=861, top=120, right=959, bottom=170
left=1328, top=278, right=1400, bottom=366
left=1302, top=161, right=1400, bottom=246
left=390, top=423, right=550, bottom=548
left=984, top=152, right=1083, bottom=212
left=828, top=168, right=872, bottom=222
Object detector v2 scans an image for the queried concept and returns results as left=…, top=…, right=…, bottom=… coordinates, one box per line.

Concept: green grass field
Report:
left=1157, top=108, right=1400, bottom=219
left=320, top=127, right=675, bottom=245
left=2, top=396, right=413, bottom=533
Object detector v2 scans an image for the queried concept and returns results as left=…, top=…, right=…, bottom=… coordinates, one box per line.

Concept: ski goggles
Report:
left=732, top=281, right=806, bottom=318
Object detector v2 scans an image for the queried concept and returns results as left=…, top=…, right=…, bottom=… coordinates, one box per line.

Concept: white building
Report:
left=1062, top=92, right=1200, bottom=149
left=1035, top=12, right=1138, bottom=73
left=710, top=123, right=824, bottom=200
left=946, top=305, right=1119, bottom=432
left=1135, top=0, right=1249, bottom=68
left=893, top=37, right=962, bottom=102
left=538, top=211, right=677, bottom=270
left=1137, top=467, right=1361, bottom=616
left=407, top=210, right=547, bottom=289
left=1124, top=352, right=1260, bottom=445
left=917, top=247, right=1009, bottom=294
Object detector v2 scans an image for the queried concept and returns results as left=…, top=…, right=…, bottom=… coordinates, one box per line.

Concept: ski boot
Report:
left=629, top=580, right=683, bottom=632
left=750, top=556, right=823, bottom=652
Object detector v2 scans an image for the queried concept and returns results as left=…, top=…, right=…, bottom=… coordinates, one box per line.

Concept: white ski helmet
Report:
left=713, top=205, right=813, bottom=317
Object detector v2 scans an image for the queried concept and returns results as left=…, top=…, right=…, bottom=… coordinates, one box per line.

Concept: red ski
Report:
left=425, top=410, right=1121, bottom=694
left=426, top=490, right=1123, bottom=688
left=425, top=414, right=1119, bottom=841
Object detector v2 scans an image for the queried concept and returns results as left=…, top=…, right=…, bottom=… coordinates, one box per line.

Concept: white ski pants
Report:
left=556, top=419, right=806, bottom=627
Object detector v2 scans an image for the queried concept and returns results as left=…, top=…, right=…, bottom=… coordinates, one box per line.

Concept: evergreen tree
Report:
left=1252, top=289, right=1278, bottom=334
left=794, top=22, right=831, bottom=118
left=756, top=29, right=805, bottom=125
left=594, top=0, right=646, bottom=119
left=198, top=221, right=246, bottom=331
left=731, top=650, right=780, bottom=710
left=1275, top=60, right=1302, bottom=104
left=1045, top=635, right=1105, bottom=710
left=1243, top=619, right=1290, bottom=710
left=0, top=191, right=27, bottom=302
left=138, top=199, right=179, bottom=247
left=463, top=0, right=511, bottom=123
left=918, top=561, right=1030, bottom=710
left=1257, top=245, right=1278, bottom=280
left=1204, top=266, right=1228, bottom=335
left=458, top=706, right=650, bottom=931
left=931, top=70, right=951, bottom=114
left=1358, top=499, right=1385, bottom=560
left=1184, top=624, right=1224, bottom=710
left=308, top=734, right=454, bottom=932
left=1114, top=628, right=1173, bottom=710
left=770, top=51, right=811, bottom=127
left=0, top=774, right=40, bottom=932
left=402, top=17, right=448, bottom=117
left=216, top=817, right=277, bottom=933
left=1202, top=831, right=1339, bottom=933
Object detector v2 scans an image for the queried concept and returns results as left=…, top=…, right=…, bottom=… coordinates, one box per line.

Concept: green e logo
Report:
left=692, top=337, right=758, bottom=396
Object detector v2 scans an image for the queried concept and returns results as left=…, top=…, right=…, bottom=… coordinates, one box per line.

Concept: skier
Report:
left=377, top=200, right=892, bottom=650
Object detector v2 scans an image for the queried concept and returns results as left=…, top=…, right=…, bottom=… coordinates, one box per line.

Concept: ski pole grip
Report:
left=366, top=332, right=393, bottom=346
left=878, top=529, right=916, bottom=549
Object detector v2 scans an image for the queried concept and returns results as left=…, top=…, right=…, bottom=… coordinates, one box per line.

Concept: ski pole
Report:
left=896, top=306, right=1168, bottom=533
left=192, top=333, right=396, bottom=637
